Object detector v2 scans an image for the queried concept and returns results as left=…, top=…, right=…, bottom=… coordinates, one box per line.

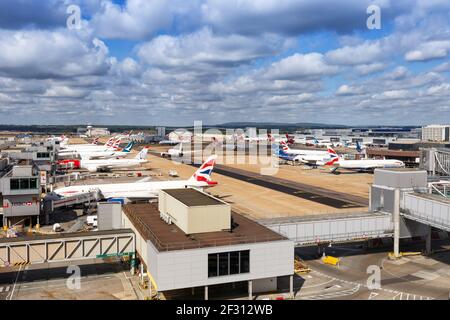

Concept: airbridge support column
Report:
left=393, top=188, right=400, bottom=258
left=425, top=225, right=432, bottom=255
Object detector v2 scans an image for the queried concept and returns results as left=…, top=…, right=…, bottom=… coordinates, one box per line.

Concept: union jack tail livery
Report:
left=325, top=148, right=339, bottom=165
left=189, top=155, right=218, bottom=185
left=280, top=141, right=290, bottom=152
left=105, top=137, right=115, bottom=147
left=111, top=139, right=121, bottom=150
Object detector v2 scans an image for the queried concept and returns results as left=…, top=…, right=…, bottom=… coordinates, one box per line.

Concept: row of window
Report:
left=10, top=178, right=38, bottom=190
left=208, top=250, right=250, bottom=278
left=36, top=152, right=50, bottom=158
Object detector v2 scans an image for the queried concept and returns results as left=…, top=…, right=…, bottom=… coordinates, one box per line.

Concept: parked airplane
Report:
left=54, top=155, right=218, bottom=199
left=325, top=148, right=405, bottom=173
left=275, top=145, right=330, bottom=166
left=58, top=146, right=148, bottom=172
left=160, top=143, right=200, bottom=158
left=60, top=136, right=112, bottom=149
left=268, top=133, right=295, bottom=144
left=159, top=133, right=192, bottom=145
left=279, top=141, right=328, bottom=156
left=345, top=141, right=367, bottom=153
left=62, top=141, right=135, bottom=160
left=159, top=140, right=182, bottom=145
left=59, top=138, right=120, bottom=153
left=47, top=135, right=69, bottom=145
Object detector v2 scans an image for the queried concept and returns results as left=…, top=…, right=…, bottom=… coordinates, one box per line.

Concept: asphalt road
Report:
left=0, top=260, right=139, bottom=300
left=291, top=239, right=450, bottom=300
left=151, top=151, right=367, bottom=209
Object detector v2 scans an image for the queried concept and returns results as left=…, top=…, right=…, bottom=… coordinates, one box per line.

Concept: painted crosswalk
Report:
left=0, top=286, right=10, bottom=293
left=310, top=270, right=435, bottom=300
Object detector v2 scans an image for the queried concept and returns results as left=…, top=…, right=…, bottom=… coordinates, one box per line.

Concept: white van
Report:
left=86, top=215, right=98, bottom=227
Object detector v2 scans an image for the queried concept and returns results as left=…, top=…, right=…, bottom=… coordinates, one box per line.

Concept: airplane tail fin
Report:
left=105, top=137, right=115, bottom=147
left=325, top=147, right=340, bottom=165
left=356, top=141, right=362, bottom=153
left=122, top=141, right=134, bottom=153
left=188, top=155, right=218, bottom=185
left=280, top=141, right=291, bottom=152
left=285, top=133, right=294, bottom=144
left=135, top=146, right=149, bottom=160
left=93, top=137, right=99, bottom=145
left=277, top=146, right=290, bottom=157
left=110, top=138, right=121, bottom=150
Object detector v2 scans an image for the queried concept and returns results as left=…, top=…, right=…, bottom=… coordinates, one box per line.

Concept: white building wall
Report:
left=121, top=212, right=149, bottom=266
left=422, top=125, right=450, bottom=141
left=147, top=240, right=293, bottom=291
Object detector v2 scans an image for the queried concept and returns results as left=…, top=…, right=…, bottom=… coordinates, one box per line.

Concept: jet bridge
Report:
left=43, top=189, right=101, bottom=213
left=0, top=229, right=135, bottom=266
left=401, top=192, right=450, bottom=232
left=259, top=212, right=393, bottom=246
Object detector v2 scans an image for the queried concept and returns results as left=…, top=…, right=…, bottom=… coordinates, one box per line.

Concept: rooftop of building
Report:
left=367, top=148, right=420, bottom=157
left=122, top=202, right=287, bottom=251
left=162, top=188, right=226, bottom=207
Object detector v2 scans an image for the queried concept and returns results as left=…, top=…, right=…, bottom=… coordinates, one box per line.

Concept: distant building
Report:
left=168, top=129, right=192, bottom=142
left=121, top=188, right=294, bottom=298
left=0, top=162, right=41, bottom=227
left=156, top=126, right=166, bottom=137
left=76, top=127, right=88, bottom=136
left=422, top=124, right=450, bottom=142
left=77, top=126, right=110, bottom=137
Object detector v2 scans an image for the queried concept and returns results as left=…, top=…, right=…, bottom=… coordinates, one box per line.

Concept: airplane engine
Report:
left=87, top=166, right=98, bottom=173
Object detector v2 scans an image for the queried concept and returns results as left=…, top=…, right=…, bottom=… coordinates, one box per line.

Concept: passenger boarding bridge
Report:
left=0, top=229, right=135, bottom=267
left=262, top=168, right=449, bottom=257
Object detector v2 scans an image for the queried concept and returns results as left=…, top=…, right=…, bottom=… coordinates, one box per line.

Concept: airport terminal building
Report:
left=118, top=188, right=294, bottom=299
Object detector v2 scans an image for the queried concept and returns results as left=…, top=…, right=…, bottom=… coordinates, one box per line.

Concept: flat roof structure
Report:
left=162, top=188, right=224, bottom=206
left=367, top=148, right=420, bottom=158
left=122, top=203, right=286, bottom=251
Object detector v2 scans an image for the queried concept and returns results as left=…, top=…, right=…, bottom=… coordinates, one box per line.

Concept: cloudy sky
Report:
left=0, top=0, right=449, bottom=126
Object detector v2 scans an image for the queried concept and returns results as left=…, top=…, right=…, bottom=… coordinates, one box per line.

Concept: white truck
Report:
left=86, top=215, right=98, bottom=228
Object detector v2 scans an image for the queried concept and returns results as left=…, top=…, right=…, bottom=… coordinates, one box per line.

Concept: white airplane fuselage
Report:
left=332, top=159, right=405, bottom=171
left=54, top=180, right=209, bottom=199
left=81, top=158, right=147, bottom=172
left=284, top=148, right=328, bottom=156
left=60, top=145, right=115, bottom=153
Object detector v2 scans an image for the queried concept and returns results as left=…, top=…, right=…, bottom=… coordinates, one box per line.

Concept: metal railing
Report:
left=289, top=230, right=394, bottom=246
